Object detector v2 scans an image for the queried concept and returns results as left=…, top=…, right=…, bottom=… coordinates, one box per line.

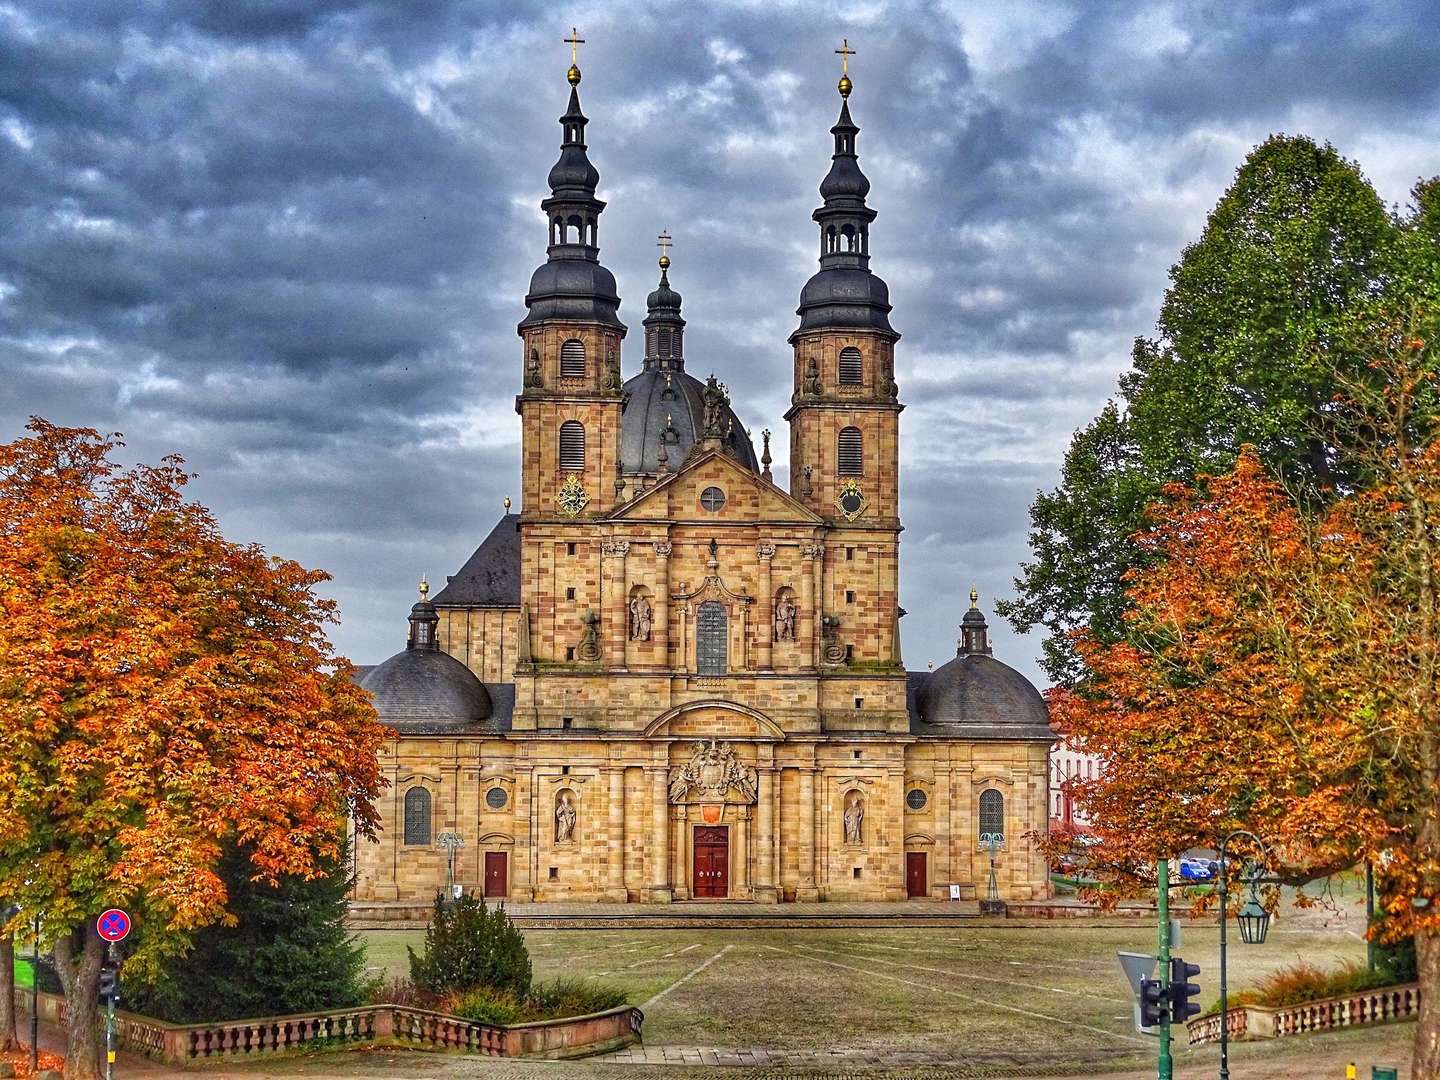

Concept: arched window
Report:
left=696, top=601, right=727, bottom=675
left=838, top=347, right=863, bottom=385
left=838, top=426, right=863, bottom=475
left=403, top=787, right=431, bottom=846
left=979, top=789, right=1004, bottom=840
left=559, top=421, right=585, bottom=472
left=560, top=339, right=586, bottom=378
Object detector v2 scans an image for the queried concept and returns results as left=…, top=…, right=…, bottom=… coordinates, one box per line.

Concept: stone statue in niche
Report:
left=629, top=594, right=652, bottom=641
left=844, top=793, right=864, bottom=845
left=774, top=592, right=796, bottom=642
left=555, top=791, right=577, bottom=843
left=576, top=609, right=601, bottom=662
left=525, top=348, right=543, bottom=387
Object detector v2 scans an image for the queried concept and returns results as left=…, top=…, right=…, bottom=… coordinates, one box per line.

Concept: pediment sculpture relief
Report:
left=668, top=739, right=758, bottom=804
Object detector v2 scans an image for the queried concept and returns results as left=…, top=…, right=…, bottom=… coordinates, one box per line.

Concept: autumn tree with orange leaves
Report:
left=1052, top=304, right=1440, bottom=1076
left=0, top=421, right=388, bottom=1080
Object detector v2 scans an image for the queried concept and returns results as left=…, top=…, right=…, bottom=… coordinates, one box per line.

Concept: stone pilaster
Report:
left=674, top=805, right=690, bottom=900
left=606, top=766, right=626, bottom=902
left=755, top=768, right=778, bottom=901
left=805, top=543, right=825, bottom=668
left=648, top=767, right=672, bottom=902
left=602, top=539, right=629, bottom=670
left=797, top=764, right=819, bottom=902
left=756, top=544, right=775, bottom=671
left=653, top=541, right=671, bottom=668
left=799, top=543, right=820, bottom=670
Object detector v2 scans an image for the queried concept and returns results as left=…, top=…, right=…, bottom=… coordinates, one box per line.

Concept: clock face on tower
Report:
left=836, top=478, right=869, bottom=521
left=556, top=473, right=590, bottom=516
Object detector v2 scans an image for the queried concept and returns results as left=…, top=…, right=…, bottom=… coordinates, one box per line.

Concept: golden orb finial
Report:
left=565, top=27, right=585, bottom=84
left=504, top=496, right=511, bottom=511
left=419, top=576, right=430, bottom=602
left=835, top=38, right=855, bottom=97
left=657, top=229, right=672, bottom=270
left=969, top=584, right=979, bottom=608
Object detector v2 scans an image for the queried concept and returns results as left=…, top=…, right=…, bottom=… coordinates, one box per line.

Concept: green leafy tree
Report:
left=408, top=893, right=531, bottom=1000
left=121, top=839, right=368, bottom=1023
left=1000, top=135, right=1439, bottom=685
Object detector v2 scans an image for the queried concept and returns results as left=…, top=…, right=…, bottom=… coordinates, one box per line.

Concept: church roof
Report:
left=431, top=514, right=521, bottom=608
left=907, top=656, right=1053, bottom=742
left=361, top=648, right=501, bottom=733
left=620, top=367, right=758, bottom=476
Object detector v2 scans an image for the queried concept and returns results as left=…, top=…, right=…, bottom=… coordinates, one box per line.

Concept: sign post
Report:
left=96, top=909, right=130, bottom=1080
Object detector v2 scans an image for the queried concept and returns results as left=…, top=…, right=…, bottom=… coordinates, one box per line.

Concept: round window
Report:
left=485, top=786, right=508, bottom=810
left=906, top=788, right=928, bottom=811
left=700, top=486, right=726, bottom=512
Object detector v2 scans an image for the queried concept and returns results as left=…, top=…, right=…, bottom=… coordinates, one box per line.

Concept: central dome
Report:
left=620, top=367, right=759, bottom=476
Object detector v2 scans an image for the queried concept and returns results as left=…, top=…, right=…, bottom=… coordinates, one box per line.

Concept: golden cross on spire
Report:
left=566, top=27, right=585, bottom=64
left=657, top=229, right=672, bottom=269
left=835, top=37, right=855, bottom=75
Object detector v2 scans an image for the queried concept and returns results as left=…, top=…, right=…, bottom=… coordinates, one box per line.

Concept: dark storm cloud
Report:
left=4, top=0, right=1439, bottom=682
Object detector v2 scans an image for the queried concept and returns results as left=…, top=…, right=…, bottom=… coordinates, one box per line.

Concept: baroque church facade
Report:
left=353, top=52, right=1054, bottom=907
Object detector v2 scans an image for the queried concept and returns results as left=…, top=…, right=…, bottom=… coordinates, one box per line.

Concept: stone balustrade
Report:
left=15, top=989, right=641, bottom=1064
left=1186, top=982, right=1420, bottom=1046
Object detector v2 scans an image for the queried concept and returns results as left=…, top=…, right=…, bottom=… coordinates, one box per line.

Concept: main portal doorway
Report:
left=692, top=825, right=729, bottom=898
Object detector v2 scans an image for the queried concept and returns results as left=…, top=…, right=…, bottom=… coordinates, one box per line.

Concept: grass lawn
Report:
left=348, top=912, right=1415, bottom=1076
left=14, top=956, right=33, bottom=989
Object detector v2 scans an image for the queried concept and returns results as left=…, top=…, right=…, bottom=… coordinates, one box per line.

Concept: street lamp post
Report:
left=437, top=832, right=465, bottom=900
left=980, top=832, right=1006, bottom=916
left=1217, top=830, right=1271, bottom=1080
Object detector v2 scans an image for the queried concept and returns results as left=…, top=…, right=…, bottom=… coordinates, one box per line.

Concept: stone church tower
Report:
left=353, top=47, right=1054, bottom=912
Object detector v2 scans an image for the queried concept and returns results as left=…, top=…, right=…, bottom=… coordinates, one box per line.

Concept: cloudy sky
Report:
left=4, top=1, right=1439, bottom=684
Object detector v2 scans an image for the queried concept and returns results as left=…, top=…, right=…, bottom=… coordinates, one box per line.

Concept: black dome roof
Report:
left=914, top=653, right=1052, bottom=740
left=795, top=266, right=895, bottom=335
left=620, top=367, right=759, bottom=476
left=361, top=649, right=495, bottom=731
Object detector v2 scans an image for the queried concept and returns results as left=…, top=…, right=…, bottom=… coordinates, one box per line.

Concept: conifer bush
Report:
left=408, top=893, right=531, bottom=999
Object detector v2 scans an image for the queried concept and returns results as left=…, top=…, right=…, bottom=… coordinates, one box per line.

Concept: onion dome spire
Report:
left=792, top=42, right=896, bottom=341
left=643, top=230, right=685, bottom=371
left=519, top=29, right=624, bottom=331
left=958, top=586, right=991, bottom=656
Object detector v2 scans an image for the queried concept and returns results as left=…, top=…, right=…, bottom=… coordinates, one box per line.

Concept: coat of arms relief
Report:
left=668, top=739, right=758, bottom=804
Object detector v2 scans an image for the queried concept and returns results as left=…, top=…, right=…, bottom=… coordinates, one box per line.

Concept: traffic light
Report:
left=1169, top=956, right=1201, bottom=1023
left=1139, top=977, right=1168, bottom=1028
left=98, top=963, right=120, bottom=1004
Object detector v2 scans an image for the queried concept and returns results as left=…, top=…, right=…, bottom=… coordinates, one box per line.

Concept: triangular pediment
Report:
left=605, top=447, right=824, bottom=524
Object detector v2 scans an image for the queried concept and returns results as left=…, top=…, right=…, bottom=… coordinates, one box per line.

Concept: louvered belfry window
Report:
left=839, top=346, right=863, bottom=385
left=696, top=601, right=727, bottom=675
left=560, top=338, right=586, bottom=377
left=559, top=421, right=586, bottom=471
left=838, top=426, right=863, bottom=475
left=404, top=787, right=432, bottom=846
left=979, top=789, right=1004, bottom=839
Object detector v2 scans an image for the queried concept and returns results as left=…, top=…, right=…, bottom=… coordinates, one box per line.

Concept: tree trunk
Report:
left=52, top=927, right=104, bottom=1080
left=0, top=934, right=17, bottom=1051
left=1416, top=930, right=1440, bottom=1079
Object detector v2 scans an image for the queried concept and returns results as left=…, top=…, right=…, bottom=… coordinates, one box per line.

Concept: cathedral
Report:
left=352, top=47, right=1054, bottom=908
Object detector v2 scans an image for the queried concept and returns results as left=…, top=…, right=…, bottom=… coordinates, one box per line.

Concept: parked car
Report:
left=1179, top=857, right=1215, bottom=881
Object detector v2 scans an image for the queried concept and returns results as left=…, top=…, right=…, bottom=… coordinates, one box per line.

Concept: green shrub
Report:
left=521, top=977, right=626, bottom=1021
left=451, top=985, right=520, bottom=1026
left=408, top=893, right=532, bottom=999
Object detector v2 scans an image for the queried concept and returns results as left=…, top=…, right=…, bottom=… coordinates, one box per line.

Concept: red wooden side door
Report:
left=693, top=826, right=729, bottom=898
left=906, top=852, right=927, bottom=898
left=484, top=851, right=508, bottom=898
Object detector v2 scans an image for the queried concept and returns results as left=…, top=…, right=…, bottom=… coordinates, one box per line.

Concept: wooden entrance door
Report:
left=906, top=852, right=927, bottom=898
left=484, top=851, right=508, bottom=898
left=692, top=826, right=729, bottom=898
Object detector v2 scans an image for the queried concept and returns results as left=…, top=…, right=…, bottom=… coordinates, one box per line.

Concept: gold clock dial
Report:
left=835, top=478, right=869, bottom=521
left=556, top=473, right=590, bottom=516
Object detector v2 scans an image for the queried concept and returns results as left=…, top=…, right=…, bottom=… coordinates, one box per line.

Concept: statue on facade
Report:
left=701, top=374, right=726, bottom=438
left=668, top=739, right=758, bottom=804
left=774, top=593, right=796, bottom=642
left=602, top=346, right=622, bottom=392
left=525, top=348, right=543, bottom=388
left=555, top=792, right=577, bottom=843
left=629, top=594, right=652, bottom=641
left=844, top=794, right=864, bottom=845
left=803, top=356, right=822, bottom=396
left=576, top=608, right=601, bottom=662
left=881, top=356, right=898, bottom=401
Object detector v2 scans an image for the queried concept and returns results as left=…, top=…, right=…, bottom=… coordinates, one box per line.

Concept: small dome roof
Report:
left=361, top=649, right=494, bottom=730
left=915, top=653, right=1052, bottom=738
left=794, top=266, right=895, bottom=336
left=620, top=367, right=759, bottom=476
left=520, top=259, right=623, bottom=328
